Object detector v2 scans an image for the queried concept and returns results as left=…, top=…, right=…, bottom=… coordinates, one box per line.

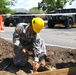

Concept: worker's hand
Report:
left=33, top=62, right=40, bottom=72
left=22, top=48, right=26, bottom=54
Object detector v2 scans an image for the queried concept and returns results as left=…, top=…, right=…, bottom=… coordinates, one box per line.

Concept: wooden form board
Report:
left=28, top=67, right=76, bottom=75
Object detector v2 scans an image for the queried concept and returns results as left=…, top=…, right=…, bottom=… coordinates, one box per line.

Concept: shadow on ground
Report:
left=56, top=62, right=76, bottom=69
left=0, top=58, right=33, bottom=74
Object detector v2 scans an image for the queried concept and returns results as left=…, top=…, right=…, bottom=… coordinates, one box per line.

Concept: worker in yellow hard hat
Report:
left=13, top=17, right=49, bottom=72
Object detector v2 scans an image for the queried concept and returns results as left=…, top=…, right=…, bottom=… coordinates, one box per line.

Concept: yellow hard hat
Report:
left=32, top=17, right=44, bottom=33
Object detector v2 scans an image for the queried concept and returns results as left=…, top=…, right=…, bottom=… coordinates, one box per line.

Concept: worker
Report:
left=13, top=17, right=48, bottom=72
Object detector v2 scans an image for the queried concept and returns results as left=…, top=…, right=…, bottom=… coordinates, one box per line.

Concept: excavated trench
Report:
left=0, top=37, right=76, bottom=75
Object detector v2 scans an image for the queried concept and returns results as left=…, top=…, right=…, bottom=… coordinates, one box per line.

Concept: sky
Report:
left=10, top=0, right=76, bottom=10
left=10, top=0, right=42, bottom=10
left=64, top=0, right=76, bottom=9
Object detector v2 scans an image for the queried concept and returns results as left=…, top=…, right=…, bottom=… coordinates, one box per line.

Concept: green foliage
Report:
left=0, top=7, right=11, bottom=14
left=0, top=0, right=17, bottom=14
left=11, top=10, right=16, bottom=13
left=38, top=0, right=75, bottom=13
left=29, top=7, right=44, bottom=14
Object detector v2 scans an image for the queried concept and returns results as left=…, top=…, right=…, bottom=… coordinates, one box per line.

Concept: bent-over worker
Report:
left=13, top=17, right=48, bottom=72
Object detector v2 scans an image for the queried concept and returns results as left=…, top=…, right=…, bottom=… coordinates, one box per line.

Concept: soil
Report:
left=0, top=37, right=76, bottom=75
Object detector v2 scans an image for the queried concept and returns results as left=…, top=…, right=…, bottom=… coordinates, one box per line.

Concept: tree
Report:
left=0, top=0, right=17, bottom=14
left=38, top=0, right=75, bottom=13
left=29, top=7, right=44, bottom=14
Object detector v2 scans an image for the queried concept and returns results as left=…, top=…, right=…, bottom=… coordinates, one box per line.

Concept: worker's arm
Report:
left=13, top=24, right=25, bottom=48
left=13, top=32, right=20, bottom=46
left=32, top=34, right=47, bottom=72
left=33, top=37, right=41, bottom=62
left=33, top=34, right=46, bottom=62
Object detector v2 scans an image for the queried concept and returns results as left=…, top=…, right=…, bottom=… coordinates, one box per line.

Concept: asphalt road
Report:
left=0, top=27, right=76, bottom=49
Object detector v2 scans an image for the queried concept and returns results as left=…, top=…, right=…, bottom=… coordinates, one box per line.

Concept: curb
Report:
left=46, top=43, right=76, bottom=49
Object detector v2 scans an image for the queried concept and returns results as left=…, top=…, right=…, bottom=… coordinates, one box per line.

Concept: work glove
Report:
left=33, top=61, right=40, bottom=73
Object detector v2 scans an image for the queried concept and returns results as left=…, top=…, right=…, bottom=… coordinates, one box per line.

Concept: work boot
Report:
left=38, top=56, right=54, bottom=71
left=40, top=58, right=46, bottom=66
left=38, top=56, right=47, bottom=71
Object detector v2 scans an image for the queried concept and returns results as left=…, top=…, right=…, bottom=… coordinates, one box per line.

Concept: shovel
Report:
left=0, top=58, right=12, bottom=70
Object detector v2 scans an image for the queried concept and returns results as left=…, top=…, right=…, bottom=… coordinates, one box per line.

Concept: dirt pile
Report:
left=0, top=38, right=76, bottom=75
left=46, top=46, right=76, bottom=68
left=0, top=38, right=14, bottom=62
